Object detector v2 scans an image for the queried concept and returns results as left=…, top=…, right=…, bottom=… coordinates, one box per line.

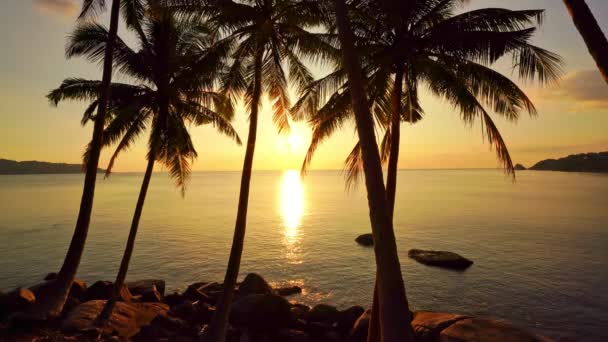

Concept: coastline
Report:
left=0, top=273, right=555, bottom=342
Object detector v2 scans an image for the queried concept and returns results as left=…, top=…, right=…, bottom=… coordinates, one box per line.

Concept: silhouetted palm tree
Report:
left=300, top=1, right=562, bottom=340
left=563, top=0, right=608, bottom=84
left=163, top=1, right=335, bottom=340
left=23, top=0, right=146, bottom=320
left=48, top=3, right=241, bottom=324
left=333, top=0, right=414, bottom=340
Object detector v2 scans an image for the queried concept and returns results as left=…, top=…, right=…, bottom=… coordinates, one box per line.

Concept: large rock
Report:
left=127, top=279, right=166, bottom=297
left=355, top=234, right=373, bottom=246
left=61, top=300, right=168, bottom=338
left=238, top=273, right=273, bottom=297
left=0, top=288, right=36, bottom=316
left=69, top=279, right=87, bottom=300
left=408, top=249, right=473, bottom=270
left=440, top=317, right=553, bottom=342
left=412, top=311, right=470, bottom=342
left=307, top=304, right=341, bottom=324
left=348, top=309, right=371, bottom=342
left=83, top=281, right=132, bottom=302
left=229, top=294, right=294, bottom=330
left=336, top=306, right=365, bottom=334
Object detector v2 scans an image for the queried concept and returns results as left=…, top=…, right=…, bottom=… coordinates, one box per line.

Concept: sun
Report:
left=287, top=133, right=303, bottom=151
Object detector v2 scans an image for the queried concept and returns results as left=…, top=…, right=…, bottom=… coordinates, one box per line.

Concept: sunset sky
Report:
left=1, top=0, right=607, bottom=172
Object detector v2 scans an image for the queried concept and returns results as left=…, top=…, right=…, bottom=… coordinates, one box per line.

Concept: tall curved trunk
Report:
left=334, top=1, right=413, bottom=341
left=24, top=0, right=121, bottom=319
left=563, top=0, right=608, bottom=84
left=96, top=156, right=155, bottom=324
left=205, top=47, right=264, bottom=342
left=368, top=65, right=404, bottom=342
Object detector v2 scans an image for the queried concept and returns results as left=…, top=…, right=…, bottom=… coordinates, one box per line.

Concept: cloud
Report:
left=535, top=69, right=608, bottom=111
left=33, top=0, right=79, bottom=19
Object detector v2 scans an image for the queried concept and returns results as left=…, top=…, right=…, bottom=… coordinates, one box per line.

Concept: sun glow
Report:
left=287, top=132, right=303, bottom=152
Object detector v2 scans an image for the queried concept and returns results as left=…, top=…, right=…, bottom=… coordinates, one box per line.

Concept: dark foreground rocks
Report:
left=408, top=249, right=473, bottom=270
left=0, top=273, right=554, bottom=342
left=355, top=233, right=374, bottom=246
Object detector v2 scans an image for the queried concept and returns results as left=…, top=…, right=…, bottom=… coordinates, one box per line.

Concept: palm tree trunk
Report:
left=334, top=1, right=414, bottom=341
left=96, top=156, right=155, bottom=324
left=205, top=47, right=264, bottom=342
left=563, top=0, right=608, bottom=84
left=25, top=0, right=120, bottom=319
left=368, top=65, right=404, bottom=342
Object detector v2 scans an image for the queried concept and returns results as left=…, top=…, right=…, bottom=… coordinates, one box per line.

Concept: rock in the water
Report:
left=83, top=281, right=132, bottom=302
left=229, top=294, right=293, bottom=330
left=348, top=310, right=371, bottom=342
left=276, top=285, right=302, bottom=296
left=238, top=273, right=273, bottom=297
left=514, top=164, right=526, bottom=170
left=127, top=279, right=166, bottom=297
left=440, top=317, right=552, bottom=342
left=307, top=304, right=340, bottom=324
left=0, top=288, right=36, bottom=316
left=355, top=233, right=373, bottom=246
left=408, top=249, right=473, bottom=270
left=61, top=300, right=168, bottom=338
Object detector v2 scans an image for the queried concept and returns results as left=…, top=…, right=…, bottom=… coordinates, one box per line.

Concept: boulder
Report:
left=307, top=304, right=340, bottom=324
left=83, top=281, right=132, bottom=302
left=440, top=317, right=553, bottom=342
left=408, top=249, right=473, bottom=270
left=276, top=285, right=303, bottom=297
left=69, top=279, right=87, bottom=300
left=355, top=234, right=373, bottom=247
left=61, top=300, right=168, bottom=338
left=164, top=292, right=185, bottom=307
left=291, top=304, right=310, bottom=321
left=411, top=311, right=470, bottom=342
left=336, top=306, right=365, bottom=334
left=348, top=309, right=371, bottom=342
left=139, top=285, right=162, bottom=303
left=0, top=288, right=36, bottom=315
left=238, top=273, right=273, bottom=297
left=275, top=329, right=316, bottom=342
left=229, top=294, right=294, bottom=330
left=127, top=279, right=166, bottom=297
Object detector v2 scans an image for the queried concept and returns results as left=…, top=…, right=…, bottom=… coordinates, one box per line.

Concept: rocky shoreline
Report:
left=0, top=273, right=553, bottom=342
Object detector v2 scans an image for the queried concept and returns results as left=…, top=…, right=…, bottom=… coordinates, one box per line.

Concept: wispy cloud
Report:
left=33, top=0, right=79, bottom=19
left=537, top=69, right=608, bottom=111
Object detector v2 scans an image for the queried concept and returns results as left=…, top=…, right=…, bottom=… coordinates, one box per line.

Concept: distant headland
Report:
left=0, top=159, right=104, bottom=175
left=518, top=151, right=608, bottom=173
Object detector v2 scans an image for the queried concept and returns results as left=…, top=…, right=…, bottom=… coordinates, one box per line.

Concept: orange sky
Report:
left=1, top=0, right=607, bottom=172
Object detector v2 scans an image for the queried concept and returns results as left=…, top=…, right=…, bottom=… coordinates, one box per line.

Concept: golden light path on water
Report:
left=279, top=170, right=305, bottom=264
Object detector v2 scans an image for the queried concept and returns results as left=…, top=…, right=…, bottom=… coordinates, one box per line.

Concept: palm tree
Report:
left=48, top=3, right=241, bottom=324
left=21, top=0, right=146, bottom=320
left=563, top=0, right=608, bottom=84
left=300, top=1, right=562, bottom=340
left=164, top=1, right=336, bottom=341
left=333, top=0, right=414, bottom=340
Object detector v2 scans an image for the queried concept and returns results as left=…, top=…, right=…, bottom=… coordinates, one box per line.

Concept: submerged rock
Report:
left=276, top=285, right=303, bottom=296
left=355, top=233, right=374, bottom=246
left=408, top=249, right=473, bottom=270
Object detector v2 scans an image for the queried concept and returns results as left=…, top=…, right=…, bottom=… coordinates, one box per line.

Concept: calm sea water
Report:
left=1, top=170, right=607, bottom=340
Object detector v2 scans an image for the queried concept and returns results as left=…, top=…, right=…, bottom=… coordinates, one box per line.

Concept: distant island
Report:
left=517, top=151, right=608, bottom=173
left=0, top=159, right=104, bottom=175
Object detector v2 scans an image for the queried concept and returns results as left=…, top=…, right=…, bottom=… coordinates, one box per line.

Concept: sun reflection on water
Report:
left=279, top=170, right=305, bottom=262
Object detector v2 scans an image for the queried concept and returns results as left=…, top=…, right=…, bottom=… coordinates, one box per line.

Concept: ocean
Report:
left=0, top=170, right=607, bottom=340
